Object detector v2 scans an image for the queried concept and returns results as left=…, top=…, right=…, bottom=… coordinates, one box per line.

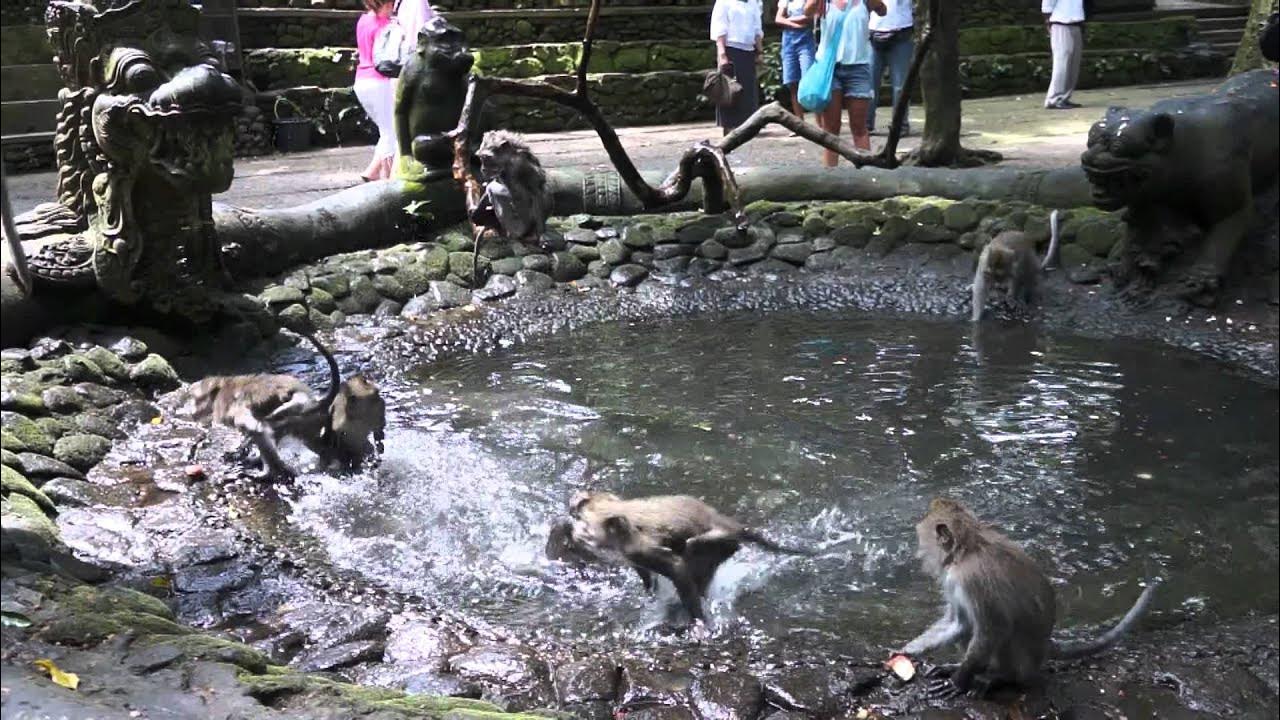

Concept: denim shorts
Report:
left=780, top=29, right=816, bottom=85
left=833, top=62, right=874, bottom=99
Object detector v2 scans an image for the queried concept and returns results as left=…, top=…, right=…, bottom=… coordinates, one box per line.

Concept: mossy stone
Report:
left=831, top=222, right=874, bottom=248
left=1, top=413, right=53, bottom=455
left=1, top=390, right=45, bottom=416
left=2, top=465, right=55, bottom=514
left=84, top=347, right=128, bottom=381
left=875, top=215, right=914, bottom=246
left=802, top=214, right=830, bottom=237
left=306, top=287, right=337, bottom=313
left=53, top=433, right=111, bottom=472
left=62, top=355, right=109, bottom=385
left=262, top=285, right=305, bottom=306
left=1, top=493, right=60, bottom=562
left=1075, top=221, right=1121, bottom=257
left=34, top=417, right=71, bottom=441
left=1058, top=242, right=1094, bottom=268
left=422, top=246, right=450, bottom=279
left=909, top=204, right=945, bottom=226
left=311, top=273, right=351, bottom=298
left=943, top=203, right=981, bottom=232
left=129, top=354, right=181, bottom=393
left=448, top=253, right=490, bottom=286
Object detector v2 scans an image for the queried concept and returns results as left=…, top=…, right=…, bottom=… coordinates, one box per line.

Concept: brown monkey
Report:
left=322, top=374, right=386, bottom=469
left=900, top=498, right=1159, bottom=698
left=970, top=210, right=1062, bottom=322
left=468, top=130, right=549, bottom=246
left=568, top=491, right=813, bottom=622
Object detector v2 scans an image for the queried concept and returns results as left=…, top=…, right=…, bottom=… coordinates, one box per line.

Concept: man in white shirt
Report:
left=867, top=0, right=913, bottom=135
left=1043, top=0, right=1085, bottom=109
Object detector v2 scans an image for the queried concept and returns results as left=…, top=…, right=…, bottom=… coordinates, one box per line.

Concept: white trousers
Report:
left=1045, top=24, right=1082, bottom=107
left=354, top=76, right=396, bottom=160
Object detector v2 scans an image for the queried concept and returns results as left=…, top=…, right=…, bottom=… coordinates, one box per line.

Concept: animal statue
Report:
left=395, top=16, right=474, bottom=179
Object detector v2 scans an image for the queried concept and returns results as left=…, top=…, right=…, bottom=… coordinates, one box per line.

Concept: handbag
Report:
left=373, top=0, right=410, bottom=78
left=703, top=63, right=743, bottom=108
left=798, top=2, right=849, bottom=112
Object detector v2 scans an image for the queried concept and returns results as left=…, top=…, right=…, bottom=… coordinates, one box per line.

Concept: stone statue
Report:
left=1080, top=70, right=1279, bottom=306
left=16, top=0, right=242, bottom=318
left=394, top=16, right=474, bottom=179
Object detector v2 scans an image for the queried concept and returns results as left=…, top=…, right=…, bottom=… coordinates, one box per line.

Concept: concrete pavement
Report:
left=8, top=79, right=1219, bottom=213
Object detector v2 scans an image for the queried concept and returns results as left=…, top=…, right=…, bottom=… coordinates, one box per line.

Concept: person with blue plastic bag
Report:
left=775, top=0, right=817, bottom=124
left=800, top=0, right=886, bottom=166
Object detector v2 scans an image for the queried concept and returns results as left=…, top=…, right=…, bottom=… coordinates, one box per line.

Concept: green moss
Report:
left=83, top=347, right=128, bottom=381
left=1, top=465, right=55, bottom=514
left=1, top=414, right=53, bottom=455
left=40, top=613, right=125, bottom=646
left=62, top=585, right=176, bottom=621
left=138, top=634, right=270, bottom=673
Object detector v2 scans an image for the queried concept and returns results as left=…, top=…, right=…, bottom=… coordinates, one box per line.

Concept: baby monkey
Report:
left=179, top=332, right=385, bottom=479
left=970, top=210, right=1061, bottom=322
left=900, top=498, right=1158, bottom=698
left=567, top=491, right=813, bottom=623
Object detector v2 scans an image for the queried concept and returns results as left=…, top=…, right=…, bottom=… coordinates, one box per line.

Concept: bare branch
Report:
left=576, top=0, right=602, bottom=96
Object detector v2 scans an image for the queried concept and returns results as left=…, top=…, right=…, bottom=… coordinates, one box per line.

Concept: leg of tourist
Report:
left=822, top=85, right=844, bottom=167
left=781, top=34, right=804, bottom=121
left=885, top=30, right=914, bottom=134
left=1062, top=24, right=1083, bottom=107
left=1045, top=23, right=1079, bottom=109
left=867, top=44, right=887, bottom=134
left=847, top=98, right=871, bottom=151
left=354, top=78, right=390, bottom=180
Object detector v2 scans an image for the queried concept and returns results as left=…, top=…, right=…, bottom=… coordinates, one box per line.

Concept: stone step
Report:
left=0, top=131, right=54, bottom=146
left=1199, top=27, right=1245, bottom=44
left=1, top=65, right=62, bottom=103
left=1196, top=15, right=1247, bottom=31
left=0, top=99, right=59, bottom=136
left=0, top=25, right=53, bottom=66
left=1098, top=4, right=1246, bottom=21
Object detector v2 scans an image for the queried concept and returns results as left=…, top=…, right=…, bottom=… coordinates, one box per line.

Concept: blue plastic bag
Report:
left=798, top=5, right=849, bottom=113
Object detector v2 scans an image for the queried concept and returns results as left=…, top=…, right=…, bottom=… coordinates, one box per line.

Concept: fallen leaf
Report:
left=33, top=659, right=80, bottom=690
left=886, top=653, right=916, bottom=681
left=855, top=709, right=870, bottom=720
left=149, top=416, right=163, bottom=425
left=1, top=611, right=32, bottom=628
left=149, top=576, right=172, bottom=590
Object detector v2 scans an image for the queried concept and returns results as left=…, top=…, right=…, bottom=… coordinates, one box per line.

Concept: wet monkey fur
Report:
left=567, top=491, right=814, bottom=622
left=971, top=210, right=1062, bottom=321
left=901, top=498, right=1159, bottom=698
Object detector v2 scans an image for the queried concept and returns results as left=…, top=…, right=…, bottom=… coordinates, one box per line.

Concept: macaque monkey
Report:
left=323, top=374, right=386, bottom=469
left=2, top=163, right=32, bottom=296
left=567, top=491, right=814, bottom=622
left=469, top=130, right=549, bottom=246
left=180, top=332, right=384, bottom=479
left=900, top=498, right=1159, bottom=698
left=971, top=210, right=1062, bottom=322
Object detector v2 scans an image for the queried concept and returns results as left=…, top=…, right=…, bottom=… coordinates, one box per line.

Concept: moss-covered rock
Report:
left=1, top=493, right=60, bottom=562
left=0, top=390, right=45, bottom=415
left=1, top=412, right=53, bottom=455
left=53, top=433, right=112, bottom=472
left=129, top=354, right=181, bottom=393
left=84, top=347, right=129, bottom=381
left=41, top=386, right=86, bottom=415
left=1, top=465, right=55, bottom=514
left=62, top=355, right=110, bottom=385
left=1076, top=220, right=1122, bottom=257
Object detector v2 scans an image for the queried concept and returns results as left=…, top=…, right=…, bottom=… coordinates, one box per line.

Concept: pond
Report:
left=284, top=312, right=1279, bottom=659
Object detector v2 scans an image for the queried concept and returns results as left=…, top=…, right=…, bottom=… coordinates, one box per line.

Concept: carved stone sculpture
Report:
left=16, top=0, right=242, bottom=318
left=394, top=16, right=474, bottom=180
left=1080, top=70, right=1279, bottom=306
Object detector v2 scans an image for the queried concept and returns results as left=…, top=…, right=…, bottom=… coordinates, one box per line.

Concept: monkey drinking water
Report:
left=469, top=130, right=549, bottom=246
left=899, top=498, right=1158, bottom=698
left=566, top=491, right=813, bottom=623
left=179, top=332, right=385, bottom=479
left=970, top=211, right=1061, bottom=322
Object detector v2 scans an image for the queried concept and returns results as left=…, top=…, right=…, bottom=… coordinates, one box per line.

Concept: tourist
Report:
left=710, top=0, right=764, bottom=135
left=775, top=0, right=817, bottom=122
left=354, top=0, right=396, bottom=181
left=808, top=0, right=887, bottom=166
left=867, top=0, right=912, bottom=135
left=1042, top=0, right=1085, bottom=110
left=397, top=0, right=435, bottom=46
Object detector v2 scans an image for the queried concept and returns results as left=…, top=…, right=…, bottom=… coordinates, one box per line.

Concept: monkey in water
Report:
left=469, top=130, right=549, bottom=246
left=898, top=498, right=1159, bottom=698
left=179, top=332, right=385, bottom=479
left=567, top=491, right=814, bottom=623
left=970, top=210, right=1062, bottom=322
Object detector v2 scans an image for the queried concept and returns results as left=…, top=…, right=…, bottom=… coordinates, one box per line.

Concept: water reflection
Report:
left=288, top=312, right=1278, bottom=655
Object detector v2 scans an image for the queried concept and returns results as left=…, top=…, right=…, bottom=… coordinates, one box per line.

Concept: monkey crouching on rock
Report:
left=469, top=130, right=550, bottom=247
left=971, top=210, right=1062, bottom=322
left=178, top=331, right=386, bottom=480
left=897, top=498, right=1159, bottom=698
left=564, top=491, right=814, bottom=623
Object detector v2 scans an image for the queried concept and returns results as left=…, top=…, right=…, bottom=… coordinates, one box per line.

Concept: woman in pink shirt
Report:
left=354, top=0, right=395, bottom=181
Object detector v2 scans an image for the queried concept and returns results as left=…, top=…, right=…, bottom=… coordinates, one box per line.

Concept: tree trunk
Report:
left=1231, top=0, right=1277, bottom=74
left=916, top=0, right=962, bottom=167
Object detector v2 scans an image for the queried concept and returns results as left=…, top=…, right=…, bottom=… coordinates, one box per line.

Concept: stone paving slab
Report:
left=8, top=80, right=1219, bottom=214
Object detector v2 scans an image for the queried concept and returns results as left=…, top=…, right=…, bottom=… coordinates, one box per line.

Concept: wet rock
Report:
left=909, top=223, right=957, bottom=244
left=386, top=620, right=472, bottom=671
left=109, top=400, right=160, bottom=427
left=474, top=274, right=518, bottom=302
left=29, top=338, right=72, bottom=361
left=14, top=452, right=84, bottom=482
left=551, top=252, right=588, bottom=282
left=1058, top=243, right=1093, bottom=269
left=277, top=303, right=308, bottom=327
left=129, top=355, right=181, bottom=393
left=697, top=239, right=728, bottom=260
left=812, top=237, right=837, bottom=253
left=372, top=274, right=413, bottom=303
left=570, top=244, right=601, bottom=263
left=763, top=668, right=854, bottom=716
left=374, top=300, right=404, bottom=317
left=400, top=671, right=483, bottom=698
left=296, top=639, right=386, bottom=672
left=540, top=229, right=568, bottom=251
left=554, top=658, right=619, bottom=704
left=653, top=244, right=694, bottom=261
left=1, top=493, right=60, bottom=563
left=1, top=412, right=53, bottom=455
left=449, top=643, right=554, bottom=710
left=610, top=264, right=649, bottom=287
left=957, top=231, right=983, bottom=250
left=522, top=254, right=552, bottom=273
left=565, top=228, right=597, bottom=245
left=430, top=280, right=474, bottom=309
left=173, top=560, right=254, bottom=594
left=714, top=226, right=752, bottom=250
left=52, top=434, right=111, bottom=472
left=599, top=239, right=630, bottom=265
left=686, top=258, right=723, bottom=276
left=311, top=273, right=351, bottom=298
left=421, top=246, right=451, bottom=280
left=170, top=530, right=239, bottom=567
left=339, top=275, right=383, bottom=314
left=126, top=642, right=186, bottom=673
left=768, top=211, right=802, bottom=227
left=1, top=466, right=55, bottom=514
left=1, top=348, right=36, bottom=373
left=40, top=386, right=85, bottom=415
left=619, top=662, right=692, bottom=709
left=62, top=355, right=110, bottom=385
left=39, top=477, right=97, bottom=508
left=631, top=251, right=654, bottom=266
left=802, top=213, right=830, bottom=237
left=587, top=261, right=612, bottom=279
left=653, top=257, right=692, bottom=274
left=690, top=673, right=763, bottom=720
left=624, top=706, right=696, bottom=720
left=71, top=383, right=126, bottom=409
left=771, top=242, right=812, bottom=265
left=448, top=253, right=490, bottom=286
left=282, top=602, right=390, bottom=648
left=728, top=242, right=770, bottom=266
left=1068, top=265, right=1103, bottom=285
left=675, top=217, right=721, bottom=245
left=83, top=347, right=128, bottom=381
left=909, top=204, right=945, bottom=227
left=515, top=270, right=555, bottom=293
left=829, top=222, right=873, bottom=249
left=0, top=389, right=44, bottom=416
left=944, top=202, right=980, bottom=232
left=747, top=258, right=796, bottom=275
left=622, top=223, right=656, bottom=249
left=73, top=412, right=125, bottom=441
left=491, top=257, right=524, bottom=276
left=262, top=285, right=305, bottom=306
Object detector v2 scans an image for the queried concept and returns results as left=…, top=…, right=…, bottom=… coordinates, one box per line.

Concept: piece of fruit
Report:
left=886, top=654, right=916, bottom=681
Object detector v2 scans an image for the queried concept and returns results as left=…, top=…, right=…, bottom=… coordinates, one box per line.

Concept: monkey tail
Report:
left=1042, top=210, right=1062, bottom=271
left=971, top=245, right=991, bottom=322
left=740, top=529, right=818, bottom=557
left=1050, top=580, right=1159, bottom=661
left=299, top=330, right=342, bottom=409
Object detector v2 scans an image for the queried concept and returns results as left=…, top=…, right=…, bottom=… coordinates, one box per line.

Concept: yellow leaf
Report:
left=150, top=416, right=163, bottom=425
left=33, top=659, right=80, bottom=690
left=149, top=576, right=172, bottom=589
